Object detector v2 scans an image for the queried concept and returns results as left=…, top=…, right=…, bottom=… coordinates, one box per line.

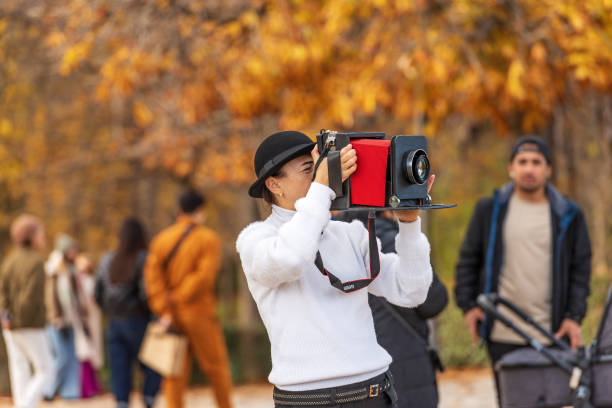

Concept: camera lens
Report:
left=415, top=154, right=429, bottom=182
left=403, top=149, right=430, bottom=185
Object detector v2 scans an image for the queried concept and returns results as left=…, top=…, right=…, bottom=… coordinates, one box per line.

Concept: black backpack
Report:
left=94, top=251, right=150, bottom=318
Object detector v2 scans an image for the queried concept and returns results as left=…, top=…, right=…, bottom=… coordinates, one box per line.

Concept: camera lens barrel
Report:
left=403, top=149, right=430, bottom=185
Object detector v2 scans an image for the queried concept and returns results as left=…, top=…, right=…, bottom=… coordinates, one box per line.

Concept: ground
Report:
left=0, top=368, right=494, bottom=407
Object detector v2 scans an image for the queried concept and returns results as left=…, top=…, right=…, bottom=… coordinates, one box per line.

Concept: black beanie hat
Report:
left=510, top=135, right=552, bottom=164
left=248, top=131, right=315, bottom=198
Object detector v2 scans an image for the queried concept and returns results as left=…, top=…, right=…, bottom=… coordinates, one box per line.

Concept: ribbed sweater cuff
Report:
left=396, top=217, right=430, bottom=259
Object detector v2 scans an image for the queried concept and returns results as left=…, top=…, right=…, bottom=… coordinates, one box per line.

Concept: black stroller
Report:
left=477, top=284, right=612, bottom=408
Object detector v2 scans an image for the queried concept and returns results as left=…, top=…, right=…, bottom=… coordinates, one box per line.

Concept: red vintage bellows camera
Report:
left=315, top=130, right=455, bottom=211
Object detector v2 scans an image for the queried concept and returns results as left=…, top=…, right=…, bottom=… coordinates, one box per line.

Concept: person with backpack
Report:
left=95, top=217, right=161, bottom=408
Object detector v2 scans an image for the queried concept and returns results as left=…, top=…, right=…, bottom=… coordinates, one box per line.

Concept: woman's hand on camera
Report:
left=340, top=145, right=357, bottom=182
left=312, top=145, right=357, bottom=187
left=395, top=174, right=435, bottom=223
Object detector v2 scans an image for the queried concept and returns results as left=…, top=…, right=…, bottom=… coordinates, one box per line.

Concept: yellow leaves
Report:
left=397, top=54, right=418, bottom=80
left=94, top=84, right=109, bottom=102
left=239, top=11, right=260, bottom=28
left=506, top=59, right=526, bottom=101
left=413, top=48, right=429, bottom=64
left=178, top=15, right=198, bottom=38
left=289, top=44, right=309, bottom=64
left=225, top=21, right=243, bottom=38
left=569, top=52, right=594, bottom=80
left=394, top=0, right=415, bottom=13
left=431, top=59, right=449, bottom=82
left=133, top=102, right=154, bottom=128
left=321, top=0, right=355, bottom=37
left=0, top=119, right=13, bottom=136
left=16, top=0, right=612, bottom=181
left=245, top=58, right=267, bottom=77
left=568, top=9, right=587, bottom=33
left=200, top=21, right=216, bottom=35
left=0, top=18, right=7, bottom=35
left=97, top=47, right=164, bottom=99
left=521, top=110, right=546, bottom=132
left=180, top=81, right=219, bottom=124
left=194, top=137, right=253, bottom=185
left=362, top=90, right=377, bottom=114
left=227, top=79, right=277, bottom=119
left=279, top=92, right=318, bottom=129
left=60, top=40, right=92, bottom=75
left=329, top=93, right=355, bottom=127
left=46, top=30, right=67, bottom=48
left=560, top=21, right=612, bottom=89
left=530, top=43, right=547, bottom=63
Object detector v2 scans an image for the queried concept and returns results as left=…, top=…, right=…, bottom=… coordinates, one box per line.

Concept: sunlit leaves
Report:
left=133, top=102, right=154, bottom=128
left=506, top=59, right=527, bottom=101
left=2, top=0, right=612, bottom=193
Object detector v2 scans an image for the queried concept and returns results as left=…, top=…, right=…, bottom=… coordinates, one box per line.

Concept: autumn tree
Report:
left=0, top=0, right=611, bottom=384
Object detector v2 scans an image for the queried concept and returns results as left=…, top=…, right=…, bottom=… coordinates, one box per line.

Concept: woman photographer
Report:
left=236, top=131, right=434, bottom=408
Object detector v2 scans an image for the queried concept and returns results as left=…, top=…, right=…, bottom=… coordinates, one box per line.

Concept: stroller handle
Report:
left=476, top=293, right=497, bottom=314
left=476, top=293, right=572, bottom=352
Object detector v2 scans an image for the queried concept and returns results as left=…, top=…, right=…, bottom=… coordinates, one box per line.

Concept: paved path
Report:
left=0, top=368, right=495, bottom=407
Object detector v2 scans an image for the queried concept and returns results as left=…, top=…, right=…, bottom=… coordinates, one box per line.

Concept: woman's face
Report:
left=265, top=154, right=314, bottom=210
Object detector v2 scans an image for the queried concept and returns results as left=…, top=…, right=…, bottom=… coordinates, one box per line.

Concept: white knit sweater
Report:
left=236, top=182, right=433, bottom=391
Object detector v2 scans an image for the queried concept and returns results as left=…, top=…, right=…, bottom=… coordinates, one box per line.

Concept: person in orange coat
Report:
left=144, top=190, right=233, bottom=408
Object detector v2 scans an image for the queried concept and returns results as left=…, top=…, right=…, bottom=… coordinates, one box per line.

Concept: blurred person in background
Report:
left=74, top=255, right=102, bottom=398
left=454, top=135, right=592, bottom=404
left=44, top=234, right=89, bottom=401
left=0, top=214, right=54, bottom=408
left=335, top=210, right=448, bottom=408
left=145, top=190, right=233, bottom=408
left=95, top=217, right=161, bottom=408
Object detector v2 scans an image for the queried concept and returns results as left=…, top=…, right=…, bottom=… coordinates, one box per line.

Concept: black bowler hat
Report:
left=248, top=131, right=315, bottom=198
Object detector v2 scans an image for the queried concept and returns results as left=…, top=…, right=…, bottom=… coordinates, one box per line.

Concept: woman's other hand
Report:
left=395, top=174, right=435, bottom=223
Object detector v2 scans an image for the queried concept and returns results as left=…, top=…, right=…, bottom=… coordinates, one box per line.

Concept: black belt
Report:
left=273, top=371, right=393, bottom=406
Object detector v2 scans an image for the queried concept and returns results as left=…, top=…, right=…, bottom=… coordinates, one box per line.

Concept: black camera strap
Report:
left=312, top=145, right=330, bottom=182
left=312, top=141, right=343, bottom=196
left=314, top=211, right=380, bottom=293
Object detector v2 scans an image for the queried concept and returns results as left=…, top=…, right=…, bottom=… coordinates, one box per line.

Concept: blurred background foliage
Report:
left=0, top=0, right=611, bottom=390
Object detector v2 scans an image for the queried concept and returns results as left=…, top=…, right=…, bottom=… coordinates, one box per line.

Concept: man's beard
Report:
left=516, top=181, right=545, bottom=193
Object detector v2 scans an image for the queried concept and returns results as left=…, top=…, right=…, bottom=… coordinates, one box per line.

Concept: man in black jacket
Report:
left=454, top=135, right=592, bottom=401
left=337, top=210, right=448, bottom=408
